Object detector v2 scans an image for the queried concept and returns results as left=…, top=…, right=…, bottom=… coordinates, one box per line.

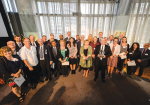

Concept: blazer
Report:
left=15, top=42, right=24, bottom=52
left=140, top=48, right=150, bottom=67
left=50, top=46, right=59, bottom=63
left=95, top=45, right=112, bottom=66
left=57, top=46, right=69, bottom=61
left=30, top=41, right=39, bottom=47
left=37, top=45, right=52, bottom=66
left=127, top=49, right=141, bottom=65
left=109, top=43, right=120, bottom=56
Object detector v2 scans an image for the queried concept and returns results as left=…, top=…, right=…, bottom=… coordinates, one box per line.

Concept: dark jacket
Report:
left=30, top=41, right=39, bottom=47
left=50, top=46, right=59, bottom=63
left=37, top=45, right=52, bottom=65
left=140, top=48, right=150, bottom=67
left=95, top=45, right=112, bottom=66
left=127, top=49, right=141, bottom=65
left=77, top=40, right=81, bottom=56
left=15, top=42, right=24, bottom=52
left=57, top=47, right=69, bottom=61
left=97, top=37, right=103, bottom=43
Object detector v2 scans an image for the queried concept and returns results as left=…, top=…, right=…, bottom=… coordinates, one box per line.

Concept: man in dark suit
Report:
left=97, top=32, right=103, bottom=43
left=42, top=35, right=48, bottom=45
left=29, top=35, right=39, bottom=47
left=137, top=43, right=150, bottom=77
left=77, top=35, right=85, bottom=71
left=75, top=35, right=80, bottom=43
left=64, top=31, right=75, bottom=45
left=58, top=34, right=63, bottom=48
left=14, top=35, right=24, bottom=50
left=50, top=40, right=60, bottom=76
left=37, top=39, right=53, bottom=81
left=118, top=34, right=123, bottom=45
left=94, top=38, right=112, bottom=83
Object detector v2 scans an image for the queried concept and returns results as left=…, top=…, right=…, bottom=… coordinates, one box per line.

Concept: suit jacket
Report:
left=95, top=45, right=112, bottom=66
left=57, top=47, right=69, bottom=61
left=50, top=46, right=59, bottom=63
left=140, top=48, right=150, bottom=67
left=127, top=49, right=141, bottom=65
left=30, top=41, right=39, bottom=47
left=37, top=45, right=52, bottom=66
left=15, top=42, right=24, bottom=52
left=77, top=40, right=81, bottom=56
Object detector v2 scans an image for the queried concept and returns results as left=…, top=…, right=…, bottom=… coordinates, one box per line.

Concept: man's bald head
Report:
left=38, top=38, right=43, bottom=46
left=119, top=34, right=123, bottom=39
left=144, top=43, right=149, bottom=49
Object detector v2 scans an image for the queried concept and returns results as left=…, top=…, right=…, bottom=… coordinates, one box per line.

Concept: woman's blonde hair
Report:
left=59, top=40, right=66, bottom=46
left=88, top=34, right=93, bottom=42
left=0, top=46, right=13, bottom=56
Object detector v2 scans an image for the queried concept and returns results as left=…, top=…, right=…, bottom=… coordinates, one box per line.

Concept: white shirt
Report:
left=39, top=45, right=44, bottom=60
left=19, top=46, right=38, bottom=67
left=101, top=45, right=105, bottom=52
left=81, top=41, right=84, bottom=46
left=16, top=42, right=22, bottom=48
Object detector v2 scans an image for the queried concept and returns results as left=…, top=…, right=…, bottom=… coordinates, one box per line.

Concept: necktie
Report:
left=19, top=43, right=22, bottom=48
left=142, top=49, right=145, bottom=55
left=54, top=47, right=57, bottom=55
left=40, top=46, right=43, bottom=59
left=33, top=42, right=35, bottom=46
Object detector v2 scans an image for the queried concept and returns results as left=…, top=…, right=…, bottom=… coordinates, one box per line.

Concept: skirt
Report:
left=69, top=58, right=77, bottom=64
left=8, top=77, right=18, bottom=88
left=80, top=60, right=92, bottom=70
left=107, top=56, right=118, bottom=68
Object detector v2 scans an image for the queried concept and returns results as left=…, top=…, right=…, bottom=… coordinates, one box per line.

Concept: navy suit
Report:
left=138, top=48, right=150, bottom=76
left=37, top=45, right=52, bottom=79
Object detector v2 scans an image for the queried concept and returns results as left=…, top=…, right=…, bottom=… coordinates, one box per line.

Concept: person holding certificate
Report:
left=58, top=40, right=69, bottom=77
left=79, top=40, right=92, bottom=77
left=107, top=37, right=120, bottom=78
left=0, top=46, right=25, bottom=102
left=117, top=36, right=129, bottom=75
left=67, top=37, right=77, bottom=74
left=127, top=42, right=141, bottom=75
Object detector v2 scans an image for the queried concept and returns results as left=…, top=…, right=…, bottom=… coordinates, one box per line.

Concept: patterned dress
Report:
left=107, top=46, right=118, bottom=68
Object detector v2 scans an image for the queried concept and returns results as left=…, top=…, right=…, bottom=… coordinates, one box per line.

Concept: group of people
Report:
left=0, top=32, right=150, bottom=102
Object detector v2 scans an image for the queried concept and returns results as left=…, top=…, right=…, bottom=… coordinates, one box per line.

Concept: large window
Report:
left=35, top=0, right=118, bottom=39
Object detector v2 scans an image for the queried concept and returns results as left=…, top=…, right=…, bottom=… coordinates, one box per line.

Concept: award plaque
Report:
left=99, top=50, right=105, bottom=58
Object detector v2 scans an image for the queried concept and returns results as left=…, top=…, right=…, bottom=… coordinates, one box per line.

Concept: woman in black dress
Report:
left=0, top=46, right=25, bottom=102
left=127, top=42, right=141, bottom=75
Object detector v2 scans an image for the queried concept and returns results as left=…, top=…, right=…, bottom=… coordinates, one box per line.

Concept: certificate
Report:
left=119, top=52, right=127, bottom=59
left=14, top=74, right=25, bottom=87
left=62, top=61, right=69, bottom=65
left=127, top=61, right=136, bottom=66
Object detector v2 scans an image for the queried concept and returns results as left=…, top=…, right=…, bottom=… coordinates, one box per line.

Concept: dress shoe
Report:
left=38, top=80, right=44, bottom=83
left=32, top=84, right=36, bottom=89
left=45, top=77, right=48, bottom=81
left=49, top=77, right=52, bottom=81
left=54, top=73, right=57, bottom=77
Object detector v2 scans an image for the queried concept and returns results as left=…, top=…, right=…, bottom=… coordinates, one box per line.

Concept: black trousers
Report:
left=118, top=57, right=125, bottom=71
left=61, top=65, right=68, bottom=76
left=95, top=60, right=106, bottom=80
left=24, top=64, right=40, bottom=84
left=127, top=65, right=138, bottom=75
left=40, top=60, right=51, bottom=78
left=91, top=58, right=95, bottom=71
left=138, top=65, right=145, bottom=76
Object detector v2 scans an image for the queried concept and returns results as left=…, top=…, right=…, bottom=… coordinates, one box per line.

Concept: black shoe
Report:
left=102, top=79, right=105, bottom=83
left=59, top=72, right=62, bottom=75
left=38, top=80, right=44, bottom=83
left=71, top=70, right=73, bottom=74
left=94, top=78, right=97, bottom=81
left=54, top=73, right=57, bottom=77
left=45, top=77, right=48, bottom=81
left=74, top=70, right=76, bottom=74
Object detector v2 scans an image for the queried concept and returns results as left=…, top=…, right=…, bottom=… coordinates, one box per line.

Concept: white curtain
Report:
left=126, top=0, right=150, bottom=47
left=31, top=0, right=118, bottom=40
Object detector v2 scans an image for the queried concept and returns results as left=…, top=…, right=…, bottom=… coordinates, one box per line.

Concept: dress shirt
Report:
left=19, top=46, right=38, bottom=67
left=40, top=45, right=44, bottom=60
left=31, top=42, right=37, bottom=47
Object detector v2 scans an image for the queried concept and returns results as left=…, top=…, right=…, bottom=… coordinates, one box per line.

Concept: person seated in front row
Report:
left=137, top=43, right=150, bottom=77
left=7, top=40, right=20, bottom=55
left=0, top=46, right=25, bottom=102
left=57, top=40, right=69, bottom=77
left=127, top=42, right=141, bottom=75
left=67, top=37, right=77, bottom=74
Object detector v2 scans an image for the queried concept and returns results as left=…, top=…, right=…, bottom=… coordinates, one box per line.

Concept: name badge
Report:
left=129, top=52, right=132, bottom=54
left=123, top=46, right=127, bottom=48
left=45, top=49, right=47, bottom=54
left=65, top=49, right=67, bottom=51
left=94, top=48, right=95, bottom=50
left=145, top=53, right=148, bottom=55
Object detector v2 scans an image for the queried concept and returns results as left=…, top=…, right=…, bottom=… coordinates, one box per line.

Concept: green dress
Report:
left=60, top=49, right=69, bottom=61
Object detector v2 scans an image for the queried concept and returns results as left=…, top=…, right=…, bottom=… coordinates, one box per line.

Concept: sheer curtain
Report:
left=126, top=0, right=150, bottom=47
left=32, top=0, right=118, bottom=40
